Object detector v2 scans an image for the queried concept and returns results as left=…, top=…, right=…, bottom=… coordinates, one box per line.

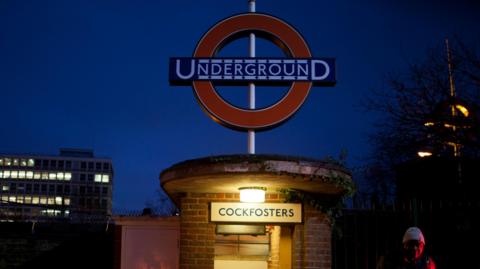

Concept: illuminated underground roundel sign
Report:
left=169, top=13, right=336, bottom=131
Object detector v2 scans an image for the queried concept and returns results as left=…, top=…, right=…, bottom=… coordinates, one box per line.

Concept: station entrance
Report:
left=160, top=155, right=352, bottom=269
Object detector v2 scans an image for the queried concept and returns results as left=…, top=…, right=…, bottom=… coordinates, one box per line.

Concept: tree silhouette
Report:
left=360, top=38, right=480, bottom=204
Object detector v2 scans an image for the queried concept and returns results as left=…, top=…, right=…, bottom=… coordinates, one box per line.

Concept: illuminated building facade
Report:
left=0, top=149, right=113, bottom=221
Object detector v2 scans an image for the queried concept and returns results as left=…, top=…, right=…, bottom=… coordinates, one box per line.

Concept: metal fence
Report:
left=332, top=198, right=480, bottom=269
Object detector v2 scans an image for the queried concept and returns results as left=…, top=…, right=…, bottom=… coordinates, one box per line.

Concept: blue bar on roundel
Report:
left=169, top=57, right=335, bottom=85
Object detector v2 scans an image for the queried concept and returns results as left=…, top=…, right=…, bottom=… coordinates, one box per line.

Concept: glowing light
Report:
left=455, top=104, right=469, bottom=117
left=239, top=187, right=266, bottom=203
left=424, top=122, right=434, bottom=127
left=417, top=151, right=432, bottom=158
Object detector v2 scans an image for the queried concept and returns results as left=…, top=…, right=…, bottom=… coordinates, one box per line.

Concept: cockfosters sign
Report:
left=210, top=202, right=302, bottom=224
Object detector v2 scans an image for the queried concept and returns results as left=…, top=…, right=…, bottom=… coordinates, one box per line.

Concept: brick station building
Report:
left=160, top=154, right=352, bottom=269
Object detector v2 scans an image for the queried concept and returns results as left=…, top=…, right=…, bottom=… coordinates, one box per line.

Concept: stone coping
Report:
left=160, top=154, right=352, bottom=198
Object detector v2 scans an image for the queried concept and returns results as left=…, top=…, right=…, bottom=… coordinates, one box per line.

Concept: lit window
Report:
left=41, top=172, right=49, bottom=180
left=32, top=197, right=39, bottom=204
left=9, top=196, right=16, bottom=202
left=25, top=196, right=32, bottom=204
left=40, top=197, right=47, bottom=204
left=2, top=186, right=9, bottom=191
left=102, top=174, right=109, bottom=183
left=64, top=210, right=70, bottom=216
left=26, top=171, right=33, bottom=179
left=41, top=209, right=57, bottom=216
left=34, top=172, right=41, bottom=179
left=1, top=196, right=8, bottom=202
left=13, top=159, right=19, bottom=166
left=57, top=172, right=64, bottom=180
left=18, top=171, right=26, bottom=179
left=64, top=173, right=72, bottom=181
left=11, top=171, right=18, bottom=179
left=27, top=159, right=35, bottom=167
left=94, top=174, right=102, bottom=182
left=17, top=196, right=24, bottom=204
left=0, top=171, right=2, bottom=178
left=444, top=123, right=455, bottom=129
left=0, top=159, right=3, bottom=166
left=20, top=159, right=27, bottom=167
left=64, top=198, right=70, bottom=205
left=418, top=151, right=433, bottom=158
left=55, top=196, right=62, bottom=205
left=5, top=158, right=11, bottom=166
left=49, top=173, right=56, bottom=180
left=47, top=197, right=54, bottom=205
left=3, top=171, right=10, bottom=178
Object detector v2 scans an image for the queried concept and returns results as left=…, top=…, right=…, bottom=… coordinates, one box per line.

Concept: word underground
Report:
left=170, top=58, right=335, bottom=83
left=218, top=207, right=295, bottom=218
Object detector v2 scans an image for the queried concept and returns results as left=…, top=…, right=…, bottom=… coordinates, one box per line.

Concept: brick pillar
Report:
left=180, top=193, right=216, bottom=269
left=269, top=225, right=281, bottom=269
left=292, top=204, right=332, bottom=269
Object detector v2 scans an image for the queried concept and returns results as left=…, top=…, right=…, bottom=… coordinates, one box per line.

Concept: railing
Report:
left=332, top=198, right=480, bottom=269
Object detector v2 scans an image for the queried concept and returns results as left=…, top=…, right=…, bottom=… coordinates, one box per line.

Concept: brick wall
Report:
left=292, top=205, right=332, bottom=269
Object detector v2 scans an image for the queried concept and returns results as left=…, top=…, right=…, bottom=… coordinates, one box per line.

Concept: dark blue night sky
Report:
left=1, top=0, right=479, bottom=210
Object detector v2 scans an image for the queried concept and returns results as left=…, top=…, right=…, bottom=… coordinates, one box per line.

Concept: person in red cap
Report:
left=377, top=226, right=436, bottom=269
left=400, top=227, right=436, bottom=269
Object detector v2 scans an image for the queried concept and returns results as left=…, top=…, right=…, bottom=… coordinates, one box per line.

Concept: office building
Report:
left=0, top=149, right=113, bottom=222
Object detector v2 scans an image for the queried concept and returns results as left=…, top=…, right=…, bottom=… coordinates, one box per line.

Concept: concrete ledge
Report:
left=160, top=154, right=351, bottom=198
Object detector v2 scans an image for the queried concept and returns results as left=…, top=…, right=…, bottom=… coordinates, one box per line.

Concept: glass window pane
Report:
left=3, top=171, right=10, bottom=178
left=28, top=159, right=35, bottom=167
left=41, top=172, right=49, bottom=180
left=49, top=173, right=56, bottom=180
left=34, top=172, right=41, bottom=179
left=19, top=171, right=26, bottom=178
left=55, top=196, right=62, bottom=205
left=20, top=159, right=27, bottom=166
left=11, top=171, right=18, bottom=179
left=25, top=196, right=32, bottom=204
left=102, top=174, right=110, bottom=183
left=47, top=197, right=54, bottom=205
left=94, top=174, right=102, bottom=182
left=13, top=159, right=19, bottom=166
left=64, top=198, right=71, bottom=205
left=26, top=171, right=33, bottom=179
left=5, top=158, right=11, bottom=166
left=64, top=173, right=72, bottom=181
left=0, top=159, right=3, bottom=166
left=57, top=172, right=64, bottom=180
left=32, top=196, right=39, bottom=204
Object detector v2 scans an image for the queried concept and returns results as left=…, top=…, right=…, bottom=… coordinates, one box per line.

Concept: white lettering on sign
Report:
left=171, top=58, right=334, bottom=83
left=210, top=202, right=302, bottom=223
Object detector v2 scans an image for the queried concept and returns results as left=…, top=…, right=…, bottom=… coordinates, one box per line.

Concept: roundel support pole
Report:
left=248, top=0, right=256, bottom=154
